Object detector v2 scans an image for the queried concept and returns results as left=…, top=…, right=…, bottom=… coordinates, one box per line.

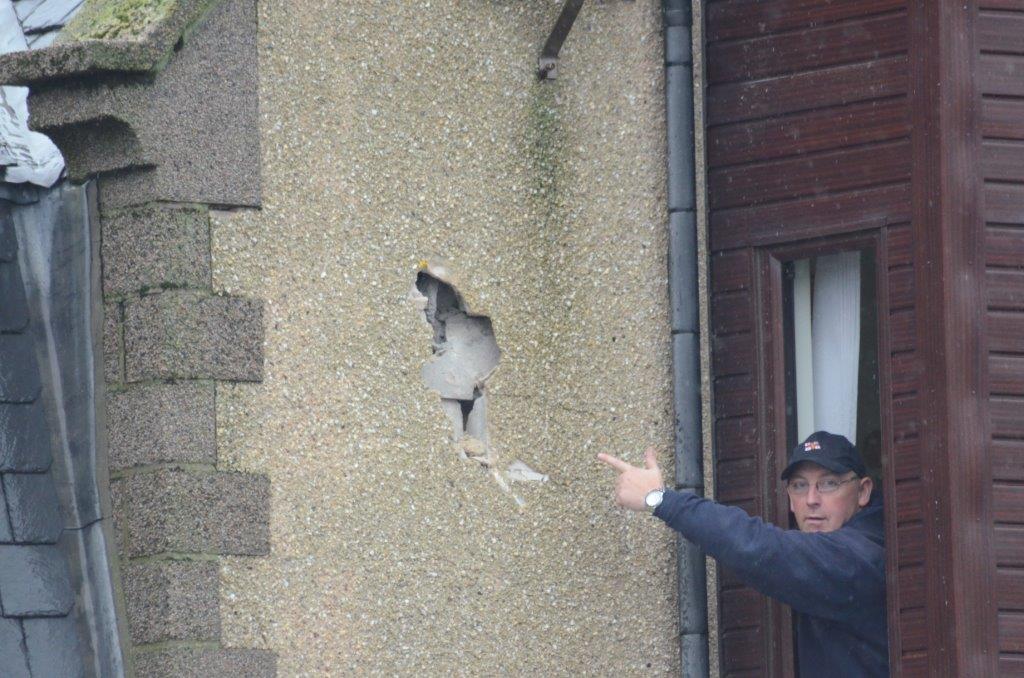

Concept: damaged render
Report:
left=410, top=262, right=547, bottom=505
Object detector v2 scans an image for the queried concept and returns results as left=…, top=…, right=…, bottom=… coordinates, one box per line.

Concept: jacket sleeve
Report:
left=653, top=490, right=885, bottom=624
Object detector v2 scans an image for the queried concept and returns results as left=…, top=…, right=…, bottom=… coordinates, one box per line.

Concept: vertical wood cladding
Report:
left=979, top=2, right=1024, bottom=670
left=705, top=3, right=911, bottom=675
left=886, top=222, right=928, bottom=671
left=706, top=3, right=1024, bottom=674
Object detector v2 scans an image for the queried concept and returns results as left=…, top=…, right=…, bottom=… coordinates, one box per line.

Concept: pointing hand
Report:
left=597, top=446, right=665, bottom=512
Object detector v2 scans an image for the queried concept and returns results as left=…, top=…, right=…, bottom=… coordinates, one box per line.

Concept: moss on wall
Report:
left=521, top=82, right=579, bottom=348
left=524, top=83, right=569, bottom=225
left=58, top=0, right=178, bottom=42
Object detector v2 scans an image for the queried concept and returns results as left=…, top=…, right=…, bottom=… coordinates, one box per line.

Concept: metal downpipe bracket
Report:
left=537, top=0, right=586, bottom=80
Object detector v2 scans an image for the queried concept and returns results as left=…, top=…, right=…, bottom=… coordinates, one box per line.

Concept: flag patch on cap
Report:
left=804, top=441, right=822, bottom=452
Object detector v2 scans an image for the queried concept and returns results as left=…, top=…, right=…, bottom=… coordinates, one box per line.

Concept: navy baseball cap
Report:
left=780, top=431, right=867, bottom=480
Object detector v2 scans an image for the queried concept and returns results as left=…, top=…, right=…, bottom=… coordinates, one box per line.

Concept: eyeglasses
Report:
left=786, top=476, right=859, bottom=496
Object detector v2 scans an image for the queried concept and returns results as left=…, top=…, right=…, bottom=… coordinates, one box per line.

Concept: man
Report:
left=598, top=430, right=887, bottom=677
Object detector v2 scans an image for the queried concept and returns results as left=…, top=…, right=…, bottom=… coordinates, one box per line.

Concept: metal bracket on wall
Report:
left=537, top=0, right=585, bottom=80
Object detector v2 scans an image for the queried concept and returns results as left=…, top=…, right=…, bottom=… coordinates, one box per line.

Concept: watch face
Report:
left=645, top=490, right=664, bottom=507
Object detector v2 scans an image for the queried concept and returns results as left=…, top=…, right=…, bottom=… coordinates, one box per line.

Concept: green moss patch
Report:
left=59, top=0, right=178, bottom=42
left=525, top=83, right=569, bottom=221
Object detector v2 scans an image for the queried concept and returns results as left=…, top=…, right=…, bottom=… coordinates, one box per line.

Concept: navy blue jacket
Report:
left=654, top=490, right=888, bottom=677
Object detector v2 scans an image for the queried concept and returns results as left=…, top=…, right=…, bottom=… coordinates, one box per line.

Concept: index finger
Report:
left=596, top=452, right=635, bottom=473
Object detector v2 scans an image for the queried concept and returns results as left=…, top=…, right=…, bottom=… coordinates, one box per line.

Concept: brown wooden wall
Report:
left=978, top=1, right=1024, bottom=673
left=705, top=2, right=912, bottom=675
left=705, top=0, right=1022, bottom=675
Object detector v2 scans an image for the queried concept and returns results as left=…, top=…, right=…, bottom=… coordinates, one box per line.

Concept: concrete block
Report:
left=3, top=471, right=64, bottom=544
left=0, top=403, right=52, bottom=472
left=123, top=290, right=264, bottom=382
left=51, top=0, right=261, bottom=209
left=103, top=302, right=124, bottom=384
left=46, top=117, right=152, bottom=181
left=0, top=0, right=223, bottom=85
left=110, top=496, right=124, bottom=558
left=107, top=382, right=215, bottom=469
left=101, top=204, right=211, bottom=297
left=0, top=545, right=74, bottom=616
left=111, top=469, right=269, bottom=557
left=133, top=648, right=276, bottom=678
left=0, top=618, right=29, bottom=678
left=22, top=615, right=85, bottom=678
left=123, top=560, right=220, bottom=644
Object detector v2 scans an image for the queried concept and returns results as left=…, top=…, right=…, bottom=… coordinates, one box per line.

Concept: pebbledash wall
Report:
left=213, top=1, right=681, bottom=674
left=1, top=0, right=687, bottom=675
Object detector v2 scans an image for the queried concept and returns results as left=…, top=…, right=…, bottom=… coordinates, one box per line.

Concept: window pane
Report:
left=782, top=249, right=881, bottom=479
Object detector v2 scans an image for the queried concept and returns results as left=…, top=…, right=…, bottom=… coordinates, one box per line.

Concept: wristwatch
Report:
left=644, top=487, right=666, bottom=511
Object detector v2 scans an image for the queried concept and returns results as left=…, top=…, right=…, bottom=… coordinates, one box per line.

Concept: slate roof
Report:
left=10, top=0, right=85, bottom=50
left=0, top=206, right=87, bottom=677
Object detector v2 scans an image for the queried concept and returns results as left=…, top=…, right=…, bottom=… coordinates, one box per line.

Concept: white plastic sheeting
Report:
left=0, top=0, right=65, bottom=188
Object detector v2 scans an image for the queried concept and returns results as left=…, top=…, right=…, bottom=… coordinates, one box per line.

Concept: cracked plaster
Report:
left=212, top=1, right=678, bottom=674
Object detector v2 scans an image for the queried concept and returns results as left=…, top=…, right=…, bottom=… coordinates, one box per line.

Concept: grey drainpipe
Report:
left=663, top=1, right=709, bottom=675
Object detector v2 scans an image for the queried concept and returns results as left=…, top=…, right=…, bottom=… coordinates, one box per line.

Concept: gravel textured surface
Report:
left=212, top=1, right=680, bottom=674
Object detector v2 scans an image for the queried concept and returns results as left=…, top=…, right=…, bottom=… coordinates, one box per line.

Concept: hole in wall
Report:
left=414, top=270, right=499, bottom=447
left=410, top=264, right=547, bottom=504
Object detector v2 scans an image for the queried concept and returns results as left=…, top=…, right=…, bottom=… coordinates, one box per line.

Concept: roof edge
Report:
left=0, top=0, right=221, bottom=87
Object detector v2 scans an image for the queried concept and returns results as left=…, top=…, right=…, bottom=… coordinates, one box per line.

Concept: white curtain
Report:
left=794, top=259, right=815, bottom=441
left=811, top=251, right=861, bottom=443
left=794, top=251, right=861, bottom=444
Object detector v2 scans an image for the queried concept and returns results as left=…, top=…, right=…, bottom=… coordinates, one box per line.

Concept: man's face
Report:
left=787, top=462, right=873, bottom=533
